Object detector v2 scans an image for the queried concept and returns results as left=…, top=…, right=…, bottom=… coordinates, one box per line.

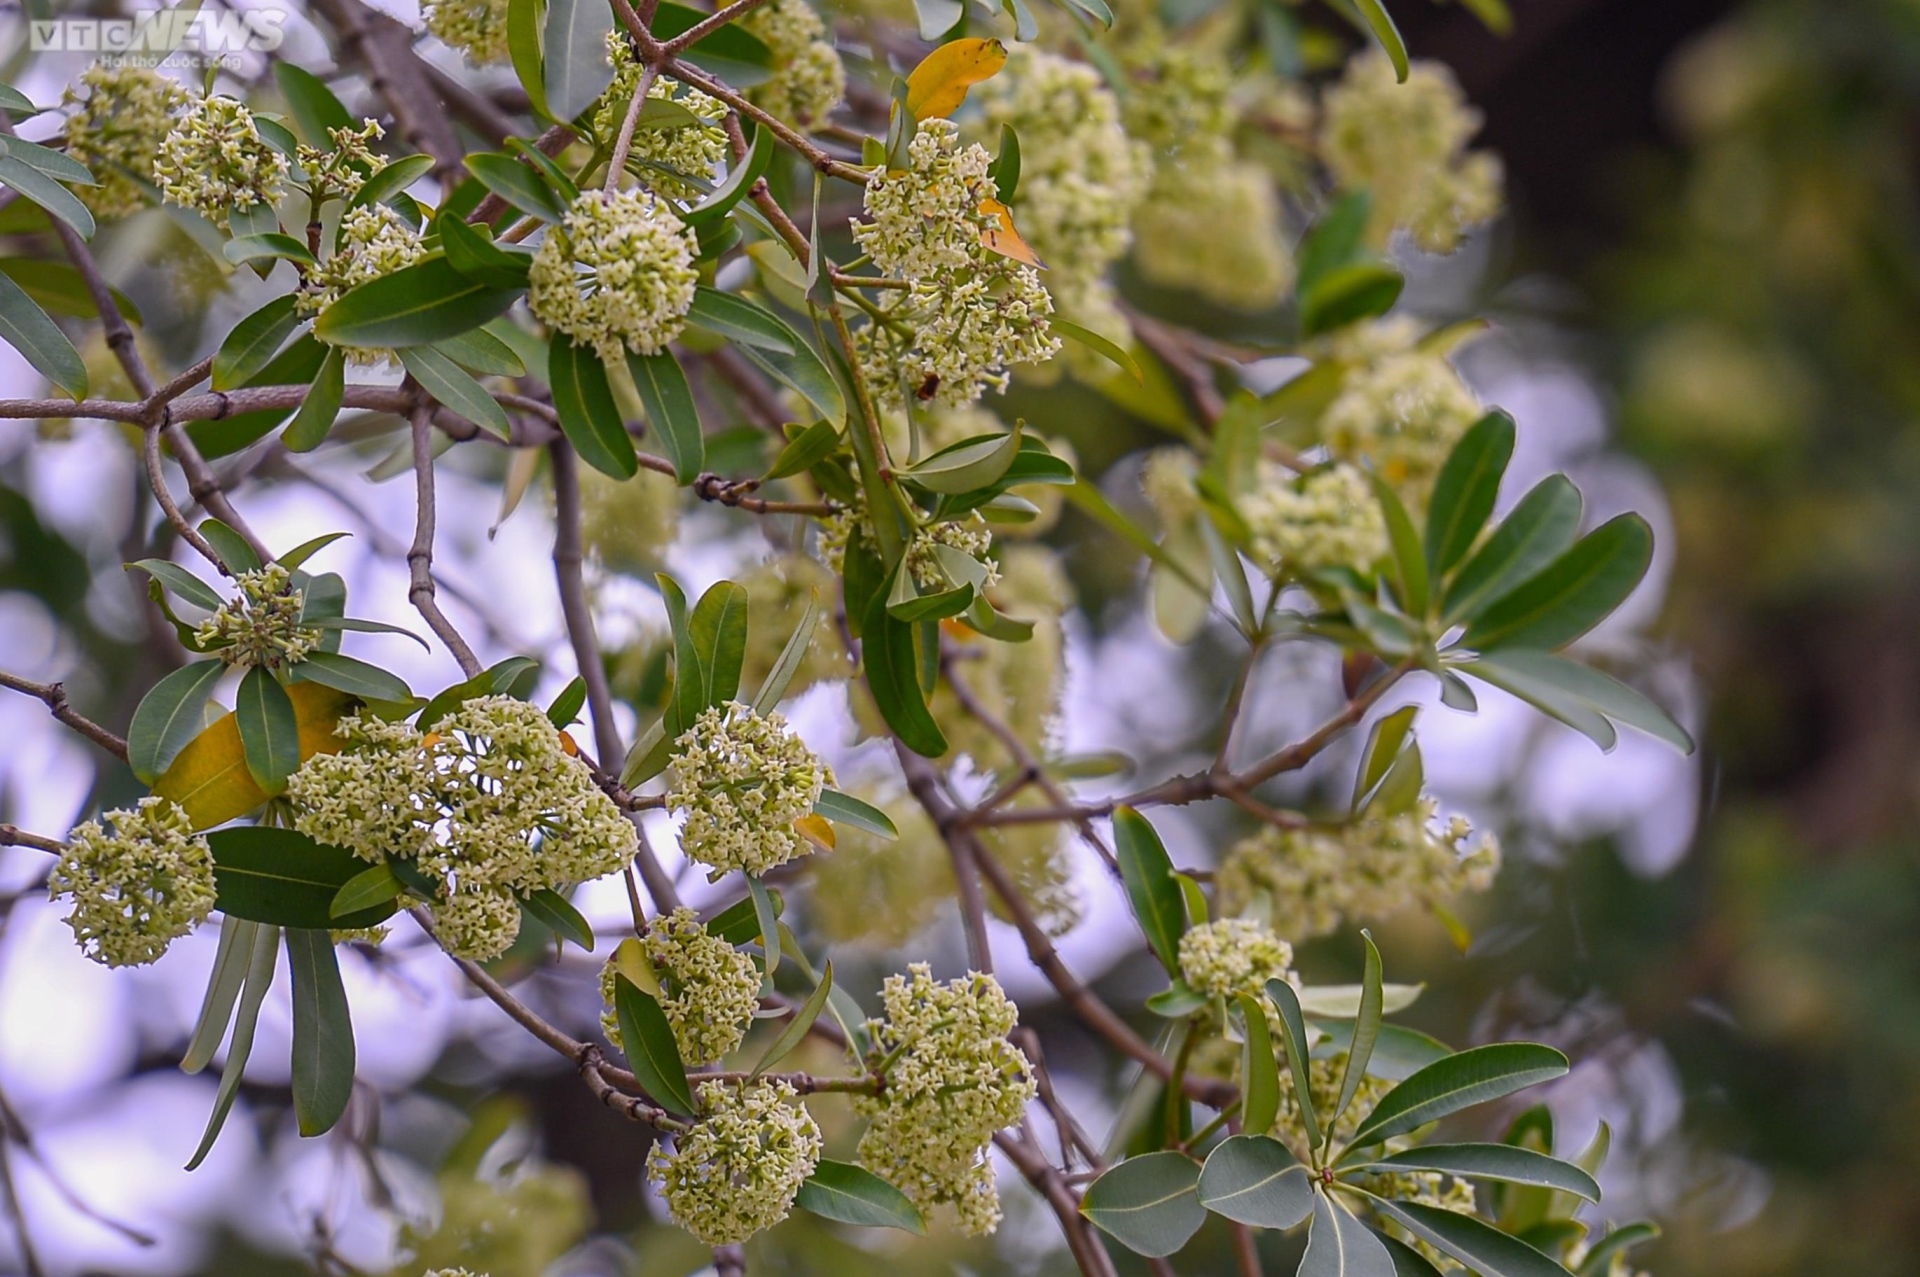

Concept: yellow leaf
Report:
left=153, top=680, right=357, bottom=830
left=978, top=197, right=1046, bottom=269
left=614, top=936, right=662, bottom=997
left=905, top=37, right=1008, bottom=121
left=793, top=813, right=836, bottom=853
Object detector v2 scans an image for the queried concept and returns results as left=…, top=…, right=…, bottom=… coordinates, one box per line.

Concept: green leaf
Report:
left=746, top=873, right=780, bottom=975
left=752, top=589, right=820, bottom=713
left=1369, top=473, right=1429, bottom=617
left=418, top=655, right=542, bottom=728
left=903, top=425, right=1023, bottom=494
left=627, top=350, right=704, bottom=483
left=236, top=666, right=300, bottom=794
left=685, top=120, right=775, bottom=227
left=612, top=974, right=696, bottom=1115
left=275, top=64, right=354, bottom=144
left=223, top=233, right=316, bottom=268
left=285, top=928, right=356, bottom=1137
left=1463, top=650, right=1693, bottom=753
left=1052, top=316, right=1145, bottom=383
left=0, top=267, right=86, bottom=398
left=0, top=153, right=94, bottom=239
left=1347, top=1043, right=1570, bottom=1151
left=208, top=826, right=401, bottom=930
left=1367, top=1198, right=1570, bottom=1277
left=229, top=201, right=281, bottom=240
left=547, top=676, right=588, bottom=728
left=1364, top=1145, right=1600, bottom=1201
left=735, top=324, right=846, bottom=425
left=1426, top=411, right=1516, bottom=577
left=795, top=1160, right=926, bottom=1233
left=1367, top=726, right=1424, bottom=814
left=814, top=789, right=898, bottom=839
left=1353, top=705, right=1418, bottom=814
left=988, top=122, right=1021, bottom=201
left=1197, top=1134, right=1311, bottom=1228
left=1381, top=1234, right=1446, bottom=1276
left=1332, top=932, right=1387, bottom=1130
left=129, top=660, right=226, bottom=784
left=346, top=153, right=436, bottom=213
left=1145, top=980, right=1209, bottom=1018
left=687, top=285, right=798, bottom=353
left=0, top=259, right=137, bottom=322
left=860, top=591, right=948, bottom=757
left=752, top=958, right=831, bottom=1077
left=1303, top=1193, right=1396, bottom=1277
left=1578, top=1223, right=1659, bottom=1276
left=1314, top=1021, right=1451, bottom=1082
left=1113, top=806, right=1187, bottom=976
left=1080, top=1151, right=1205, bottom=1258
left=329, top=863, right=407, bottom=919
left=0, top=83, right=38, bottom=114
left=434, top=326, right=526, bottom=377
left=1297, top=192, right=1373, bottom=294
left=1265, top=977, right=1324, bottom=1151
left=213, top=296, right=302, bottom=392
left=1297, top=983, right=1425, bottom=1019
left=1442, top=476, right=1582, bottom=623
left=0, top=138, right=94, bottom=187
left=129, top=559, right=226, bottom=612
left=438, top=212, right=534, bottom=288
left=523, top=887, right=595, bottom=950
left=305, top=616, right=427, bottom=652
left=1458, top=653, right=1615, bottom=751
left=544, top=0, right=616, bottom=119
left=547, top=337, right=638, bottom=478
left=651, top=1, right=774, bottom=84
left=187, top=921, right=279, bottom=1170
left=467, top=151, right=569, bottom=222
left=762, top=420, right=841, bottom=483
left=690, top=579, right=749, bottom=710
left=182, top=916, right=256, bottom=1074
left=1352, top=0, right=1410, bottom=81
left=283, top=345, right=346, bottom=452
left=400, top=344, right=511, bottom=438
left=1301, top=263, right=1403, bottom=337
left=507, top=0, right=552, bottom=118
left=1463, top=515, right=1653, bottom=652
left=316, top=257, right=521, bottom=349
left=707, top=887, right=784, bottom=944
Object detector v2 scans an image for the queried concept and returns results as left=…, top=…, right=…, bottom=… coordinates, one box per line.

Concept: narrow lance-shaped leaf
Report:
left=1464, top=514, right=1654, bottom=653
left=1346, top=1043, right=1571, bottom=1151
left=689, top=580, right=749, bottom=711
left=752, top=589, right=820, bottom=712
left=627, top=349, right=704, bottom=484
left=282, top=345, right=345, bottom=452
left=1113, top=806, right=1188, bottom=976
left=285, top=928, right=356, bottom=1137
left=235, top=666, right=300, bottom=794
left=1301, top=1191, right=1397, bottom=1277
left=213, top=295, right=302, bottom=391
left=523, top=887, right=595, bottom=950
left=752, top=959, right=832, bottom=1079
left=293, top=650, right=414, bottom=703
left=0, top=268, right=87, bottom=399
left=181, top=916, right=256, bottom=1074
left=1331, top=931, right=1387, bottom=1131
left=187, top=922, right=279, bottom=1170
left=746, top=873, right=780, bottom=976
left=1426, top=411, right=1516, bottom=577
left=813, top=789, right=898, bottom=839
left=330, top=863, right=407, bottom=919
left=550, top=336, right=638, bottom=479
left=1364, top=1144, right=1600, bottom=1201
left=1237, top=992, right=1281, bottom=1138
left=1442, top=476, right=1582, bottom=623
left=612, top=974, right=697, bottom=1115
left=1367, top=1196, right=1572, bottom=1277
left=1370, top=473, right=1429, bottom=617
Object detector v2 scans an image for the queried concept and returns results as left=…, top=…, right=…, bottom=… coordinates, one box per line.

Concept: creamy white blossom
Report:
left=741, top=0, right=845, bottom=126
left=529, top=188, right=699, bottom=363
left=600, top=907, right=760, bottom=1065
left=1178, top=918, right=1296, bottom=1000
left=667, top=702, right=832, bottom=875
left=596, top=38, right=730, bottom=199
left=424, top=0, right=512, bottom=64
left=1242, top=462, right=1391, bottom=577
left=50, top=797, right=216, bottom=968
left=856, top=965, right=1035, bottom=1235
left=153, top=94, right=289, bottom=222
left=1320, top=349, right=1482, bottom=498
left=62, top=63, right=189, bottom=220
left=1217, top=797, right=1501, bottom=940
left=301, top=204, right=428, bottom=363
left=1320, top=53, right=1504, bottom=254
left=194, top=563, right=321, bottom=669
left=647, top=1080, right=821, bottom=1244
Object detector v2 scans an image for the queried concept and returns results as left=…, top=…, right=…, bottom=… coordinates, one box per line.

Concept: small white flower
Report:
left=301, top=204, right=428, bottom=364
left=529, top=188, right=699, bottom=364
left=1177, top=918, right=1296, bottom=1000
left=740, top=0, right=845, bottom=126
left=62, top=63, right=189, bottom=220
left=667, top=702, right=832, bottom=876
left=600, top=906, right=760, bottom=1065
left=647, top=1079, right=821, bottom=1244
left=50, top=797, right=216, bottom=968
left=1242, top=462, right=1391, bottom=578
left=194, top=563, right=321, bottom=669
left=596, top=37, right=730, bottom=199
left=424, top=0, right=512, bottom=64
left=1320, top=351, right=1482, bottom=499
left=153, top=94, right=289, bottom=222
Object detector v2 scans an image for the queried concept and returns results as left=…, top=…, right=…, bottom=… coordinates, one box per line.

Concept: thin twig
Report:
left=406, top=403, right=484, bottom=678
left=0, top=673, right=129, bottom=761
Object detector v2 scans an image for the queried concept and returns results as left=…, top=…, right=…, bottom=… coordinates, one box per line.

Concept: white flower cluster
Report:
left=424, top=0, right=512, bottom=64
left=287, top=697, right=637, bottom=960
left=1320, top=54, right=1504, bottom=254
left=50, top=797, right=217, bottom=968
left=1177, top=917, right=1296, bottom=1000
left=153, top=94, right=289, bottom=222
left=1216, top=797, right=1501, bottom=941
left=741, top=0, right=845, bottom=126
left=295, top=120, right=389, bottom=205
left=62, top=63, right=189, bottom=220
left=1241, top=461, right=1390, bottom=578
left=973, top=49, right=1148, bottom=359
left=816, top=496, right=997, bottom=594
left=853, top=120, right=1060, bottom=405
left=529, top=188, right=699, bottom=364
left=193, top=563, right=321, bottom=669
left=600, top=907, right=761, bottom=1065
left=1123, top=39, right=1294, bottom=310
left=647, top=1079, right=822, bottom=1245
left=597, top=38, right=730, bottom=199
left=1320, top=346, right=1482, bottom=500
left=855, top=965, right=1036, bottom=1235
left=300, top=204, right=428, bottom=363
left=666, top=702, right=832, bottom=875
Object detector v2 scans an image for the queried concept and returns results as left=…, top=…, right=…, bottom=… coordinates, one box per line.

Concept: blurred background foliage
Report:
left=7, top=0, right=1920, bottom=1274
